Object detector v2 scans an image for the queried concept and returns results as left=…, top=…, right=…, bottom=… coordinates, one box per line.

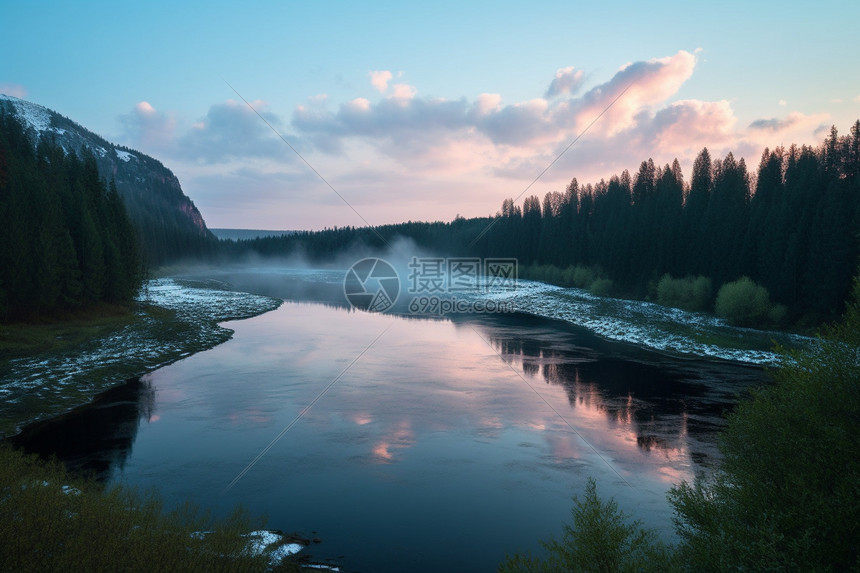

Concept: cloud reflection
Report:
left=47, top=300, right=762, bottom=491
left=371, top=420, right=414, bottom=463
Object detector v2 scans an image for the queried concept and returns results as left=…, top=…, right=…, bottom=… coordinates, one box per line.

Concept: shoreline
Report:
left=2, top=278, right=352, bottom=571
left=3, top=272, right=783, bottom=573
left=2, top=270, right=802, bottom=439
left=0, top=278, right=282, bottom=438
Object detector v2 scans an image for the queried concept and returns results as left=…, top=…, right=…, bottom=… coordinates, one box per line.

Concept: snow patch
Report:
left=244, top=529, right=285, bottom=552
left=468, top=280, right=814, bottom=365
left=0, top=279, right=281, bottom=433
left=242, top=530, right=305, bottom=566
left=269, top=542, right=305, bottom=560
left=1, top=94, right=52, bottom=132
left=115, top=149, right=135, bottom=162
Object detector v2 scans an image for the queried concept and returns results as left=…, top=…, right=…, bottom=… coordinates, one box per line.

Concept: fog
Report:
left=165, top=235, right=448, bottom=310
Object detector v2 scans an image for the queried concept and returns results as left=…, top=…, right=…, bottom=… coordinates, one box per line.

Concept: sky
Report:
left=2, top=0, right=859, bottom=230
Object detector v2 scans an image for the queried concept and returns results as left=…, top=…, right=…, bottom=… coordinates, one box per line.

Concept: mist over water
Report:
left=11, top=269, right=772, bottom=572
left=177, top=258, right=813, bottom=364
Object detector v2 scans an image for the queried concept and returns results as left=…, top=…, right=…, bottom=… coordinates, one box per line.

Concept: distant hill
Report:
left=210, top=228, right=296, bottom=241
left=0, top=94, right=216, bottom=265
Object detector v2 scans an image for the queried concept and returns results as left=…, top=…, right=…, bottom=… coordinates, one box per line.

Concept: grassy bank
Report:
left=0, top=303, right=155, bottom=362
left=0, top=279, right=282, bottom=437
left=0, top=280, right=306, bottom=571
left=0, top=443, right=301, bottom=572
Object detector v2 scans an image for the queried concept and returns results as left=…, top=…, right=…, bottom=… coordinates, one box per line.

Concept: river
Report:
left=11, top=268, right=782, bottom=572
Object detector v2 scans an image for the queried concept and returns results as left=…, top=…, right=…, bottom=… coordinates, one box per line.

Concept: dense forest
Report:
left=0, top=111, right=143, bottom=320
left=228, top=121, right=860, bottom=326
left=0, top=96, right=218, bottom=267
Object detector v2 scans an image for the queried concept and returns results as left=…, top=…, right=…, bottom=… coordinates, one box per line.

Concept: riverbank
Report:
left=473, top=279, right=814, bottom=364
left=3, top=268, right=786, bottom=572
left=0, top=278, right=282, bottom=437
left=0, top=442, right=305, bottom=572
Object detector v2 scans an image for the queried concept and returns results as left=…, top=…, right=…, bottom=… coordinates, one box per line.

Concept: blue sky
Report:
left=3, top=0, right=859, bottom=229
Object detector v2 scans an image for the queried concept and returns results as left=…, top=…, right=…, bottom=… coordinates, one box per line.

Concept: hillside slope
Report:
left=0, top=95, right=215, bottom=265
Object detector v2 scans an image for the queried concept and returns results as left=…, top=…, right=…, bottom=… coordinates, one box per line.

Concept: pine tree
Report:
left=654, top=160, right=684, bottom=277
left=702, top=153, right=750, bottom=285
left=682, top=148, right=712, bottom=276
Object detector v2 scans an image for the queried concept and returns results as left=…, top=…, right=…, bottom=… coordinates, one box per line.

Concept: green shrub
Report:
left=0, top=445, right=300, bottom=572
left=669, top=274, right=860, bottom=571
left=522, top=264, right=613, bottom=293
left=500, top=478, right=677, bottom=573
left=561, top=266, right=577, bottom=287
left=589, top=278, right=614, bottom=297
left=656, top=274, right=712, bottom=312
left=541, top=264, right=563, bottom=285
left=767, top=302, right=787, bottom=324
left=571, top=266, right=598, bottom=290
left=714, top=277, right=783, bottom=327
left=504, top=273, right=860, bottom=573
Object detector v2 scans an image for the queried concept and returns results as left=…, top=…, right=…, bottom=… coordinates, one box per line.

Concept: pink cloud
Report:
left=573, top=50, right=698, bottom=136
left=118, top=101, right=176, bottom=151
left=744, top=111, right=830, bottom=146
left=346, top=97, right=371, bottom=112
left=369, top=70, right=393, bottom=93
left=390, top=82, right=417, bottom=100
left=118, top=98, right=305, bottom=166
left=545, top=67, right=585, bottom=98
left=648, top=99, right=737, bottom=154
left=473, top=93, right=502, bottom=115
left=292, top=50, right=700, bottom=160
left=0, top=83, right=27, bottom=98
left=115, top=51, right=843, bottom=230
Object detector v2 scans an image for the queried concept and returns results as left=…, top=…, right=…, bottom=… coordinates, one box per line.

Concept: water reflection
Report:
left=467, top=311, right=763, bottom=470
left=10, top=377, right=155, bottom=481
left=9, top=298, right=766, bottom=573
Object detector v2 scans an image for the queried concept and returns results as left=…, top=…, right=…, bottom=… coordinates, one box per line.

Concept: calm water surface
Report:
left=15, top=284, right=766, bottom=572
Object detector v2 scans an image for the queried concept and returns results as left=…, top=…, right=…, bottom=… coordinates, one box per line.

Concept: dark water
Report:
left=12, top=279, right=766, bottom=572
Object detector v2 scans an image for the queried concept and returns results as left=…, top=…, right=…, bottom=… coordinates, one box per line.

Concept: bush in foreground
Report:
left=500, top=478, right=676, bottom=573
left=669, top=275, right=860, bottom=571
left=503, top=273, right=860, bottom=572
left=0, top=445, right=300, bottom=572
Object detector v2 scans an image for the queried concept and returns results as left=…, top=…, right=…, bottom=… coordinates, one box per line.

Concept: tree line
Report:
left=0, top=110, right=143, bottom=320
left=227, top=120, right=860, bottom=326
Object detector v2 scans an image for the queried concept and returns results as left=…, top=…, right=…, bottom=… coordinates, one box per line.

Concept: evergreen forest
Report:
left=0, top=111, right=143, bottom=320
